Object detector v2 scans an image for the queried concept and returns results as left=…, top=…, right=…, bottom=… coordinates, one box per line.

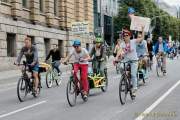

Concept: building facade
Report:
left=0, top=0, right=94, bottom=71
left=93, top=0, right=118, bottom=45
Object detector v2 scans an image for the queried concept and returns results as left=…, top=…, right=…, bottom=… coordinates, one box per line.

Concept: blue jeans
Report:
left=130, top=62, right=138, bottom=89
left=52, top=60, right=61, bottom=73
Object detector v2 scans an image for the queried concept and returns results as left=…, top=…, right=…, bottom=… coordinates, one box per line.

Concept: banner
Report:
left=130, top=16, right=151, bottom=32
left=71, top=21, right=89, bottom=34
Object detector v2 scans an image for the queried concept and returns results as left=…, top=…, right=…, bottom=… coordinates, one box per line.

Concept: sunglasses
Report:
left=74, top=46, right=79, bottom=48
left=123, top=34, right=129, bottom=37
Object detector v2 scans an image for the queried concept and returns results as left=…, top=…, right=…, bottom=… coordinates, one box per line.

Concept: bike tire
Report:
left=46, top=71, right=53, bottom=88
left=156, top=64, right=161, bottom=77
left=66, top=78, right=77, bottom=107
left=119, top=75, right=128, bottom=105
left=101, top=69, right=108, bottom=92
left=116, top=64, right=120, bottom=74
left=56, top=71, right=62, bottom=86
left=17, top=78, right=28, bottom=102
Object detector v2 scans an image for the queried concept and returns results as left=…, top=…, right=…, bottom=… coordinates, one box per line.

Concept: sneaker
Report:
left=83, top=94, right=88, bottom=102
left=82, top=91, right=88, bottom=102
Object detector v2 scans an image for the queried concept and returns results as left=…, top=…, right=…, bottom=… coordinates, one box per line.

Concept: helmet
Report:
left=95, top=37, right=103, bottom=43
left=73, top=39, right=81, bottom=46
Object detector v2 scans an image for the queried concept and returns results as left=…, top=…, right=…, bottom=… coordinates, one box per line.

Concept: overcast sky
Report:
left=162, top=0, right=180, bottom=6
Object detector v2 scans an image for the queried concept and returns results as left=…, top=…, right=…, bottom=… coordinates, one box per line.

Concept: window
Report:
left=54, top=0, right=59, bottom=16
left=44, top=38, right=50, bottom=57
left=7, top=33, right=16, bottom=57
left=58, top=40, right=63, bottom=57
left=22, top=0, right=27, bottom=8
left=27, top=36, right=35, bottom=45
left=39, top=0, right=44, bottom=12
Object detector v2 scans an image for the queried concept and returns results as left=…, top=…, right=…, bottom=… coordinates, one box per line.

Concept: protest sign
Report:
left=130, top=16, right=151, bottom=32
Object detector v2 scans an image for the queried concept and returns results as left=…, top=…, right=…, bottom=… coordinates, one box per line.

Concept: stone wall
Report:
left=0, top=0, right=95, bottom=71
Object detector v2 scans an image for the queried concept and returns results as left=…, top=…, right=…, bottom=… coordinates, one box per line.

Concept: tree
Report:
left=114, top=0, right=180, bottom=42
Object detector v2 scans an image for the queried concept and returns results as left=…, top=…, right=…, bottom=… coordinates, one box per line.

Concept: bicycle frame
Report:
left=70, top=63, right=82, bottom=94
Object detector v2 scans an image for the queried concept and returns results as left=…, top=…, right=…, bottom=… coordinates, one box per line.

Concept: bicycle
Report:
left=15, top=61, right=43, bottom=102
left=66, top=62, right=88, bottom=107
left=115, top=62, right=121, bottom=74
left=117, top=60, right=137, bottom=105
left=89, top=59, right=108, bottom=92
left=147, top=52, right=153, bottom=71
left=45, top=61, right=62, bottom=88
left=156, top=52, right=166, bottom=77
left=137, top=55, right=148, bottom=85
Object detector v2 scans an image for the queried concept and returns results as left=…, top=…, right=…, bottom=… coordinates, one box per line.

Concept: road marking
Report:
left=0, top=100, right=47, bottom=119
left=135, top=79, right=180, bottom=120
left=0, top=87, right=16, bottom=93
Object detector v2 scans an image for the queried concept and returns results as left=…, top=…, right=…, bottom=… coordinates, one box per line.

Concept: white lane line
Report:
left=135, top=79, right=180, bottom=120
left=0, top=100, right=47, bottom=119
left=0, top=87, right=16, bottom=93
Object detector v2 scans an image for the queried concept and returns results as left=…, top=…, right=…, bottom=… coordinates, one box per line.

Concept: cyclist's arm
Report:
left=136, top=26, right=145, bottom=43
left=32, top=46, right=38, bottom=65
left=115, top=48, right=124, bottom=60
left=145, top=41, right=149, bottom=55
left=45, top=50, right=52, bottom=61
left=16, top=48, right=24, bottom=64
left=89, top=46, right=95, bottom=58
left=114, top=45, right=117, bottom=53
left=102, top=47, right=106, bottom=60
left=83, top=48, right=90, bottom=61
left=63, top=52, right=73, bottom=63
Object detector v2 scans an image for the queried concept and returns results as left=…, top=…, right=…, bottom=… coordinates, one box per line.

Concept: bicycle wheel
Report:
left=156, top=62, right=161, bottom=77
left=119, top=75, right=128, bottom=105
left=55, top=71, right=62, bottom=86
left=17, top=78, right=28, bottom=102
left=116, top=64, right=120, bottom=74
left=101, top=69, right=108, bottom=92
left=46, top=71, right=53, bottom=88
left=66, top=77, right=77, bottom=107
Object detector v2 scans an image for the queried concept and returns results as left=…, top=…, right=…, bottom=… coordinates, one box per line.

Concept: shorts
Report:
left=30, top=64, right=39, bottom=73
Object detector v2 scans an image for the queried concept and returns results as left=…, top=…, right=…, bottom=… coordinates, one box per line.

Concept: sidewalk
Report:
left=0, top=56, right=114, bottom=81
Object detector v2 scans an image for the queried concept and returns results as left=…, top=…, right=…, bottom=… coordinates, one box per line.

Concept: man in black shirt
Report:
left=45, top=44, right=61, bottom=75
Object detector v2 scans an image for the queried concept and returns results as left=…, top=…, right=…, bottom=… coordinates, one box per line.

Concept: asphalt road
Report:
left=0, top=58, right=180, bottom=120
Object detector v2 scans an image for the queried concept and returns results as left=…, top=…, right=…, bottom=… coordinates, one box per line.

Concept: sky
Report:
left=162, top=0, right=180, bottom=7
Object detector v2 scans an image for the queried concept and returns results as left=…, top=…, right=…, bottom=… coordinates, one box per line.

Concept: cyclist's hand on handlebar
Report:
left=30, top=62, right=37, bottom=67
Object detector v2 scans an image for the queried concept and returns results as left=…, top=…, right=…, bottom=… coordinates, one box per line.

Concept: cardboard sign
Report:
left=71, top=21, right=89, bottom=34
left=130, top=16, right=151, bottom=32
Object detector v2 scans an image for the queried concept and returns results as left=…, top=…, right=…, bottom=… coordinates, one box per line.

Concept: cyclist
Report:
left=90, top=37, right=107, bottom=76
left=154, top=36, right=168, bottom=73
left=113, top=39, right=121, bottom=57
left=136, top=36, right=149, bottom=79
left=63, top=39, right=90, bottom=101
left=115, top=27, right=145, bottom=96
left=45, top=44, right=61, bottom=76
left=147, top=38, right=154, bottom=63
left=15, top=36, right=39, bottom=95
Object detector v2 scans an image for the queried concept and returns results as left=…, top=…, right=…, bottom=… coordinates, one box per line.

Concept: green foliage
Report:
left=114, top=0, right=180, bottom=42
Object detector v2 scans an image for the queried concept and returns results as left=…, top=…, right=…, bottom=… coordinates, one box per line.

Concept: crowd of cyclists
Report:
left=14, top=25, right=179, bottom=104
